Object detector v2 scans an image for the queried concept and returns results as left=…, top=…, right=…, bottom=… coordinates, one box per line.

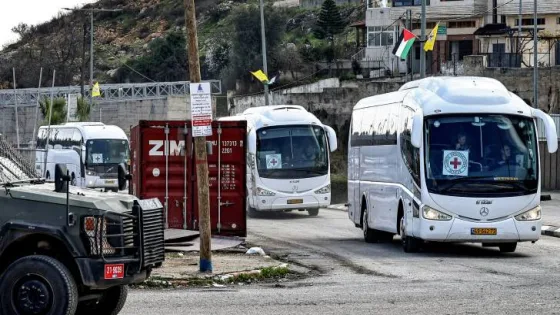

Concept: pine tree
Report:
left=314, top=0, right=346, bottom=41
left=315, top=0, right=346, bottom=76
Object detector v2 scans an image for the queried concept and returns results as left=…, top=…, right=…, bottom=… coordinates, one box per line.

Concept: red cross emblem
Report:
left=270, top=158, right=278, bottom=166
left=449, top=157, right=462, bottom=169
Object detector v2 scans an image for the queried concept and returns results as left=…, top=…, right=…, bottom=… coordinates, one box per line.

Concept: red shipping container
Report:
left=129, top=120, right=247, bottom=237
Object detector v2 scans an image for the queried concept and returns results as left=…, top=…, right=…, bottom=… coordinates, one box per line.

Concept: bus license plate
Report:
left=104, top=264, right=124, bottom=279
left=105, top=180, right=115, bottom=184
left=471, top=228, right=497, bottom=235
left=287, top=199, right=303, bottom=204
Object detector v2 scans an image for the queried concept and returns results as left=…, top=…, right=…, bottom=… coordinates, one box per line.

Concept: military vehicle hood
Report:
left=6, top=183, right=147, bottom=214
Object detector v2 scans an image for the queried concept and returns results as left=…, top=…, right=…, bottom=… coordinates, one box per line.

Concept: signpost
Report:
left=190, top=82, right=213, bottom=137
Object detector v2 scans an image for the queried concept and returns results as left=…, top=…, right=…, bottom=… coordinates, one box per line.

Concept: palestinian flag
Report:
left=392, top=28, right=416, bottom=60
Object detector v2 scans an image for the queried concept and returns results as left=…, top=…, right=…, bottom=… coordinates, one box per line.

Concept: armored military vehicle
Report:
left=0, top=135, right=165, bottom=315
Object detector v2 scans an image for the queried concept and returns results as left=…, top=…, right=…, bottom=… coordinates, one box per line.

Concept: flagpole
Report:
left=259, top=0, right=270, bottom=106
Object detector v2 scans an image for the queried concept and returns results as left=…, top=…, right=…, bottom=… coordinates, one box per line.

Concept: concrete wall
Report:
left=463, top=55, right=560, bottom=112
left=0, top=95, right=224, bottom=146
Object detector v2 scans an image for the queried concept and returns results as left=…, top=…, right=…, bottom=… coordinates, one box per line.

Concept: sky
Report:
left=0, top=0, right=96, bottom=48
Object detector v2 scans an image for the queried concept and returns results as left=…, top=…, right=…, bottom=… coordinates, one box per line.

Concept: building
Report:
left=299, top=0, right=361, bottom=8
left=474, top=0, right=560, bottom=68
left=362, top=0, right=487, bottom=76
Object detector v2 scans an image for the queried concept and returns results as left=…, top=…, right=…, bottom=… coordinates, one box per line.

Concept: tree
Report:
left=221, top=4, right=287, bottom=91
left=116, top=31, right=188, bottom=83
left=39, top=97, right=67, bottom=126
left=314, top=0, right=346, bottom=41
left=314, top=0, right=346, bottom=75
left=75, top=96, right=92, bottom=122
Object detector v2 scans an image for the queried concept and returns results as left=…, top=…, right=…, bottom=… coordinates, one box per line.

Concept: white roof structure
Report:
left=354, top=76, right=533, bottom=118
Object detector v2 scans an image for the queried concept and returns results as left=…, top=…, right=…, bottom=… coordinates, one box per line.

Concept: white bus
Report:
left=348, top=76, right=558, bottom=253
left=220, top=105, right=338, bottom=216
left=35, top=122, right=130, bottom=191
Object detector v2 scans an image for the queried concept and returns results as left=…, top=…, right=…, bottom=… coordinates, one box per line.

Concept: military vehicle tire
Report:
left=76, top=285, right=128, bottom=315
left=0, top=255, right=78, bottom=315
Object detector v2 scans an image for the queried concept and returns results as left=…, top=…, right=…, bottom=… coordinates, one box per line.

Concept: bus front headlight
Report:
left=314, top=184, right=331, bottom=194
left=515, top=206, right=541, bottom=221
left=86, top=170, right=98, bottom=176
left=422, top=206, right=452, bottom=221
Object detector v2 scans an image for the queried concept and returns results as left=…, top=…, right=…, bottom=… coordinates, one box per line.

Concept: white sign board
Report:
left=266, top=154, right=282, bottom=169
left=67, top=93, right=79, bottom=122
left=190, top=82, right=213, bottom=137
left=442, top=150, right=469, bottom=177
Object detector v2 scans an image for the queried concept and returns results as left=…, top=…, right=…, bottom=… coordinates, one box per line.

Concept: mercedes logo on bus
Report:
left=480, top=207, right=490, bottom=217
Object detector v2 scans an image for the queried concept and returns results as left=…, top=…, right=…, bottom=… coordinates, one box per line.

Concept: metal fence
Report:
left=0, top=80, right=223, bottom=107
left=482, top=53, right=522, bottom=68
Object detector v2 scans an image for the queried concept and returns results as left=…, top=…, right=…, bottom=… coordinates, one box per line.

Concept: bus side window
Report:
left=400, top=108, right=421, bottom=187
left=36, top=129, right=46, bottom=149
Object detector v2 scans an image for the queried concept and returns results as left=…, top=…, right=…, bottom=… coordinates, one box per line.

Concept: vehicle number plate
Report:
left=287, top=199, right=303, bottom=204
left=471, top=228, right=497, bottom=235
left=105, top=180, right=115, bottom=184
left=104, top=264, right=124, bottom=279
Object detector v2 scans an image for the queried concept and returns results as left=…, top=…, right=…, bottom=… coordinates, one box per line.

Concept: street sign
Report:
left=67, top=93, right=79, bottom=122
left=437, top=25, right=447, bottom=35
left=190, top=82, right=213, bottom=137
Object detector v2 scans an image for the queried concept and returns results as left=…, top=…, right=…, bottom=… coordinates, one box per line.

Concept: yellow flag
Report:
left=92, top=82, right=101, bottom=97
left=250, top=70, right=269, bottom=83
left=424, top=23, right=439, bottom=52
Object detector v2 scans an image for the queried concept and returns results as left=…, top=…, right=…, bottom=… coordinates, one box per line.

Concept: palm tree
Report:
left=39, top=97, right=67, bottom=126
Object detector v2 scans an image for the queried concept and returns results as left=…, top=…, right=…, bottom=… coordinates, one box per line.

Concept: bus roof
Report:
left=220, top=105, right=324, bottom=129
left=354, top=76, right=532, bottom=117
left=39, top=123, right=128, bottom=141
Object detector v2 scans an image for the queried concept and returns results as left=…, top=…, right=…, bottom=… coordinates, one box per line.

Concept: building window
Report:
left=392, top=0, right=430, bottom=6
left=411, top=22, right=436, bottom=30
left=367, top=26, right=395, bottom=47
left=448, top=21, right=476, bottom=28
left=515, top=18, right=545, bottom=26
left=557, top=17, right=560, bottom=24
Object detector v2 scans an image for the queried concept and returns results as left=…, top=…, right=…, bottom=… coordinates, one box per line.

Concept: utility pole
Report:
left=32, top=68, right=43, bottom=149
left=533, top=0, right=538, bottom=108
left=420, top=0, right=427, bottom=78
left=185, top=0, right=213, bottom=272
left=259, top=0, right=270, bottom=105
left=518, top=0, right=522, bottom=53
left=407, top=9, right=413, bottom=82
left=12, top=68, right=20, bottom=149
left=63, top=7, right=122, bottom=107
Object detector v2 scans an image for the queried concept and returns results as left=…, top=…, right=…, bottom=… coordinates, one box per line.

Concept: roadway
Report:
left=122, top=209, right=560, bottom=314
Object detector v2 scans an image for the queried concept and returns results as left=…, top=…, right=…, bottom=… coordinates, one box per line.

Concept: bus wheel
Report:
left=362, top=209, right=379, bottom=243
left=401, top=216, right=420, bottom=253
left=307, top=208, right=319, bottom=216
left=499, top=242, right=517, bottom=253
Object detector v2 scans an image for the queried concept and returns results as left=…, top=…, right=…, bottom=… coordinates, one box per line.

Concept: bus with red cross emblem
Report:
left=347, top=76, right=558, bottom=253
left=219, top=105, right=338, bottom=217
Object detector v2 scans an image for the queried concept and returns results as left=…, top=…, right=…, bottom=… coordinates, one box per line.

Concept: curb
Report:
left=326, top=204, right=348, bottom=211
left=541, top=225, right=560, bottom=238
left=328, top=205, right=560, bottom=239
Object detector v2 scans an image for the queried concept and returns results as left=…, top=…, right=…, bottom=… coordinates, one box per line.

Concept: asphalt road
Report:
left=122, top=209, right=560, bottom=314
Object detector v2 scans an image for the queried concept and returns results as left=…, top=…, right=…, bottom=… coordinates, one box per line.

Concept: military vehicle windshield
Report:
left=0, top=135, right=40, bottom=185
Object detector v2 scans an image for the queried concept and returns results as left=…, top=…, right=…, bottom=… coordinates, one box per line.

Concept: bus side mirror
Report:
left=118, top=163, right=132, bottom=191
left=533, top=109, right=558, bottom=153
left=411, top=113, right=423, bottom=149
left=324, top=125, right=338, bottom=152
left=248, top=129, right=257, bottom=155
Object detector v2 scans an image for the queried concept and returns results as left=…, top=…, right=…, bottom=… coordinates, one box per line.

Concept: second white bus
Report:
left=220, top=105, right=338, bottom=217
left=348, top=76, right=557, bottom=253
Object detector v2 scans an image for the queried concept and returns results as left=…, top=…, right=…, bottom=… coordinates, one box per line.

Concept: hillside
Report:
left=0, top=0, right=363, bottom=93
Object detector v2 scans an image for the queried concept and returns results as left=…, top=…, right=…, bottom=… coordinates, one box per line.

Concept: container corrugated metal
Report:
left=129, top=120, right=247, bottom=237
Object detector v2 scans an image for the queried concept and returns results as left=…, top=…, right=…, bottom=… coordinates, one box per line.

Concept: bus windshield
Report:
left=425, top=114, right=538, bottom=197
left=86, top=139, right=129, bottom=165
left=256, top=125, right=329, bottom=179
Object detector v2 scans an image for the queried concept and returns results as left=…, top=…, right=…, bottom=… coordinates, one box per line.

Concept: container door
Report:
left=138, top=121, right=191, bottom=229
left=192, top=120, right=247, bottom=237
